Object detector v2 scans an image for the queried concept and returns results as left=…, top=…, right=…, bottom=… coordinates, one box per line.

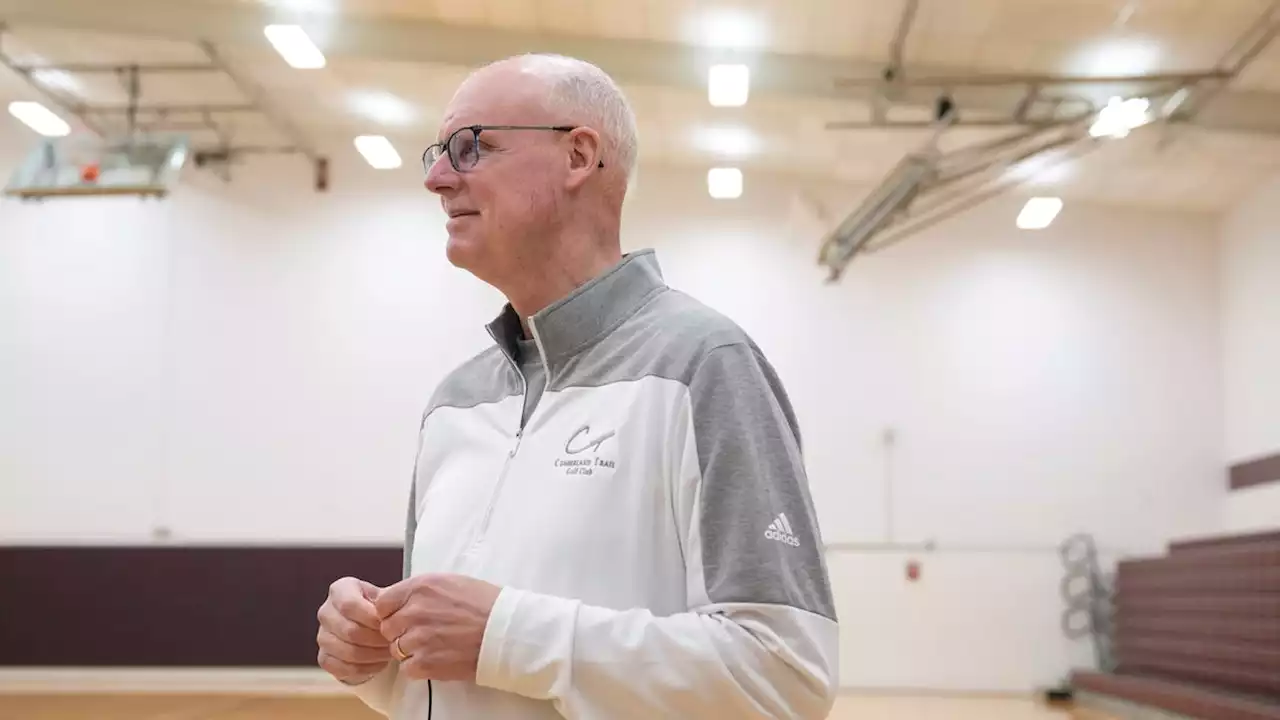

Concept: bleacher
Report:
left=1072, top=529, right=1280, bottom=720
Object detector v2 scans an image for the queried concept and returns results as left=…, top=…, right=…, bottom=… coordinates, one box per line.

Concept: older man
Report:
left=316, top=54, right=839, bottom=719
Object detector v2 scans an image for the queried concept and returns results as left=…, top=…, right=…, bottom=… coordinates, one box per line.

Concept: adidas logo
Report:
left=764, top=513, right=801, bottom=547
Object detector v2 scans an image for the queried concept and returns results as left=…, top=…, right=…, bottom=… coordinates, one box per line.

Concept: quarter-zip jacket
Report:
left=352, top=250, right=839, bottom=719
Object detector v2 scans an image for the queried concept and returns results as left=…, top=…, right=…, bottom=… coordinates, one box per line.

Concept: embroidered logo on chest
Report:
left=554, top=424, right=616, bottom=476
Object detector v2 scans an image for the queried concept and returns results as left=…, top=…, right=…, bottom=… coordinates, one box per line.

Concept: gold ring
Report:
left=392, top=636, right=411, bottom=662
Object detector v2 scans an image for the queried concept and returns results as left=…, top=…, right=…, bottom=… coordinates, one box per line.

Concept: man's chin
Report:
left=444, top=235, right=480, bottom=271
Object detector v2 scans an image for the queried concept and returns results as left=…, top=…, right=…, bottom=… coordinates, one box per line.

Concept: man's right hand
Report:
left=317, top=576, right=393, bottom=685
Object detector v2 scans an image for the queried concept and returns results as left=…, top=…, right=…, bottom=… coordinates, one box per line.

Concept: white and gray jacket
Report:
left=353, top=250, right=839, bottom=719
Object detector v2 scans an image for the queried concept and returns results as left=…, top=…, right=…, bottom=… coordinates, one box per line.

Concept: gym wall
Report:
left=1220, top=173, right=1280, bottom=533
left=0, top=140, right=1229, bottom=692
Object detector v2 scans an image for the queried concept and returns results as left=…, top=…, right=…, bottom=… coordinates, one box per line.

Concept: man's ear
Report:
left=565, top=127, right=603, bottom=189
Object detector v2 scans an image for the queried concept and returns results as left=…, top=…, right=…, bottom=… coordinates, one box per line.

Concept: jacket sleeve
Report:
left=474, top=341, right=840, bottom=719
left=345, top=667, right=398, bottom=716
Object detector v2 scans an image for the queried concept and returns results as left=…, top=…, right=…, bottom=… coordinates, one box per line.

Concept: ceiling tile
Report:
left=589, top=0, right=650, bottom=43
left=484, top=0, right=539, bottom=32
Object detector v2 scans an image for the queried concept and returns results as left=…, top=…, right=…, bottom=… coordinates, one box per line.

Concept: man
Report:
left=316, top=54, right=839, bottom=719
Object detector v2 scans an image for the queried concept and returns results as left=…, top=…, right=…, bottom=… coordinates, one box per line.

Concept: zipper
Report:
left=472, top=445, right=516, bottom=547
left=471, top=325, right=531, bottom=551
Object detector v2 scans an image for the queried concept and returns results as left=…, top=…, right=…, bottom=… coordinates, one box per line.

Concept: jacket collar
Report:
left=486, top=249, right=667, bottom=383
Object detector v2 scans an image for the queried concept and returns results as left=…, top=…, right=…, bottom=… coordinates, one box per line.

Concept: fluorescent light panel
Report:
left=1016, top=197, right=1063, bottom=230
left=31, top=69, right=80, bottom=94
left=707, top=167, right=743, bottom=199
left=7, top=101, right=71, bottom=137
left=708, top=64, right=750, bottom=107
left=1089, top=96, right=1151, bottom=138
left=354, top=135, right=402, bottom=169
left=264, top=25, right=326, bottom=69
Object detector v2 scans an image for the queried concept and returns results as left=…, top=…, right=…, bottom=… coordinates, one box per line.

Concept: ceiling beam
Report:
left=4, top=0, right=1280, bottom=135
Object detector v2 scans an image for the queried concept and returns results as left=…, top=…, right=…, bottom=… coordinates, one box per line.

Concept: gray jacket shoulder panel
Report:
left=423, top=345, right=522, bottom=419
left=554, top=286, right=757, bottom=392
left=554, top=285, right=835, bottom=620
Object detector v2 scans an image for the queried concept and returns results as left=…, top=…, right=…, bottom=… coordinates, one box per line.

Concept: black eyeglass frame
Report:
left=422, top=124, right=605, bottom=173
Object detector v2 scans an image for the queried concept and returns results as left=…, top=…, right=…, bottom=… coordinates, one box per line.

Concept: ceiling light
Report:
left=32, top=69, right=80, bottom=95
left=1089, top=96, right=1151, bottom=138
left=21, top=53, right=82, bottom=96
left=1016, top=197, right=1063, bottom=230
left=264, top=25, right=326, bottom=69
left=692, top=126, right=760, bottom=158
left=708, top=64, right=750, bottom=107
left=707, top=167, right=743, bottom=199
left=7, top=101, right=71, bottom=137
left=354, top=135, right=402, bottom=169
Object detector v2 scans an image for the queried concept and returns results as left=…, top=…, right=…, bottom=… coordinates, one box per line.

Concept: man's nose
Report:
left=424, top=153, right=457, bottom=194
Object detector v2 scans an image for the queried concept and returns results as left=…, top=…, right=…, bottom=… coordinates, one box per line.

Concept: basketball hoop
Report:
left=4, top=134, right=188, bottom=201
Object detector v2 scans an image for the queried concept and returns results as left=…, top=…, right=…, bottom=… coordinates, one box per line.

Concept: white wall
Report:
left=1223, top=483, right=1280, bottom=532
left=1, top=132, right=1226, bottom=691
left=1220, top=173, right=1280, bottom=533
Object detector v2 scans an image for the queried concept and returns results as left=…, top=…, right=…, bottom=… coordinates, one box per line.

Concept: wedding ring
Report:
left=392, top=635, right=412, bottom=662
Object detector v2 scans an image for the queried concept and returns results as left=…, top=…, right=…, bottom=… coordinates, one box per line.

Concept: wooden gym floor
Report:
left=0, top=693, right=1118, bottom=720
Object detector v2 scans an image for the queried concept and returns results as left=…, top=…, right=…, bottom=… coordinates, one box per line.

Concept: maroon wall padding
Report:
left=0, top=546, right=402, bottom=666
left=1229, top=452, right=1280, bottom=491
left=1072, top=671, right=1280, bottom=720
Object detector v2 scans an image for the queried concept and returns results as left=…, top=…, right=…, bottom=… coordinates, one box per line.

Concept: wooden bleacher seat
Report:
left=1071, top=529, right=1280, bottom=719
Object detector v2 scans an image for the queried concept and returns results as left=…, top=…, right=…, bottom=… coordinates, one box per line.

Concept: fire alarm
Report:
left=906, top=559, right=922, bottom=582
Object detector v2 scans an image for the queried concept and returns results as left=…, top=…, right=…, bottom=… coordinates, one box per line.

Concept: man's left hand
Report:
left=374, top=573, right=503, bottom=681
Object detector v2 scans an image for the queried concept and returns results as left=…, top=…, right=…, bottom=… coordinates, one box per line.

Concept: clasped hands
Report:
left=317, top=573, right=503, bottom=685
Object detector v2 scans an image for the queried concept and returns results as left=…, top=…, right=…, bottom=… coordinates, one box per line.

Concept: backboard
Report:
left=3, top=134, right=189, bottom=201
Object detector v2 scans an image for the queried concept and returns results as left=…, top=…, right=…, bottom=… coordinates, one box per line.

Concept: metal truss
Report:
left=0, top=26, right=329, bottom=191
left=817, top=0, right=1280, bottom=281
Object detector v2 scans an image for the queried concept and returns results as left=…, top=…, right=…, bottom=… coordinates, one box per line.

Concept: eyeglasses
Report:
left=422, top=124, right=605, bottom=174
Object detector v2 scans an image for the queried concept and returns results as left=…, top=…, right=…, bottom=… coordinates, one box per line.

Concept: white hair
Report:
left=495, top=54, right=639, bottom=184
